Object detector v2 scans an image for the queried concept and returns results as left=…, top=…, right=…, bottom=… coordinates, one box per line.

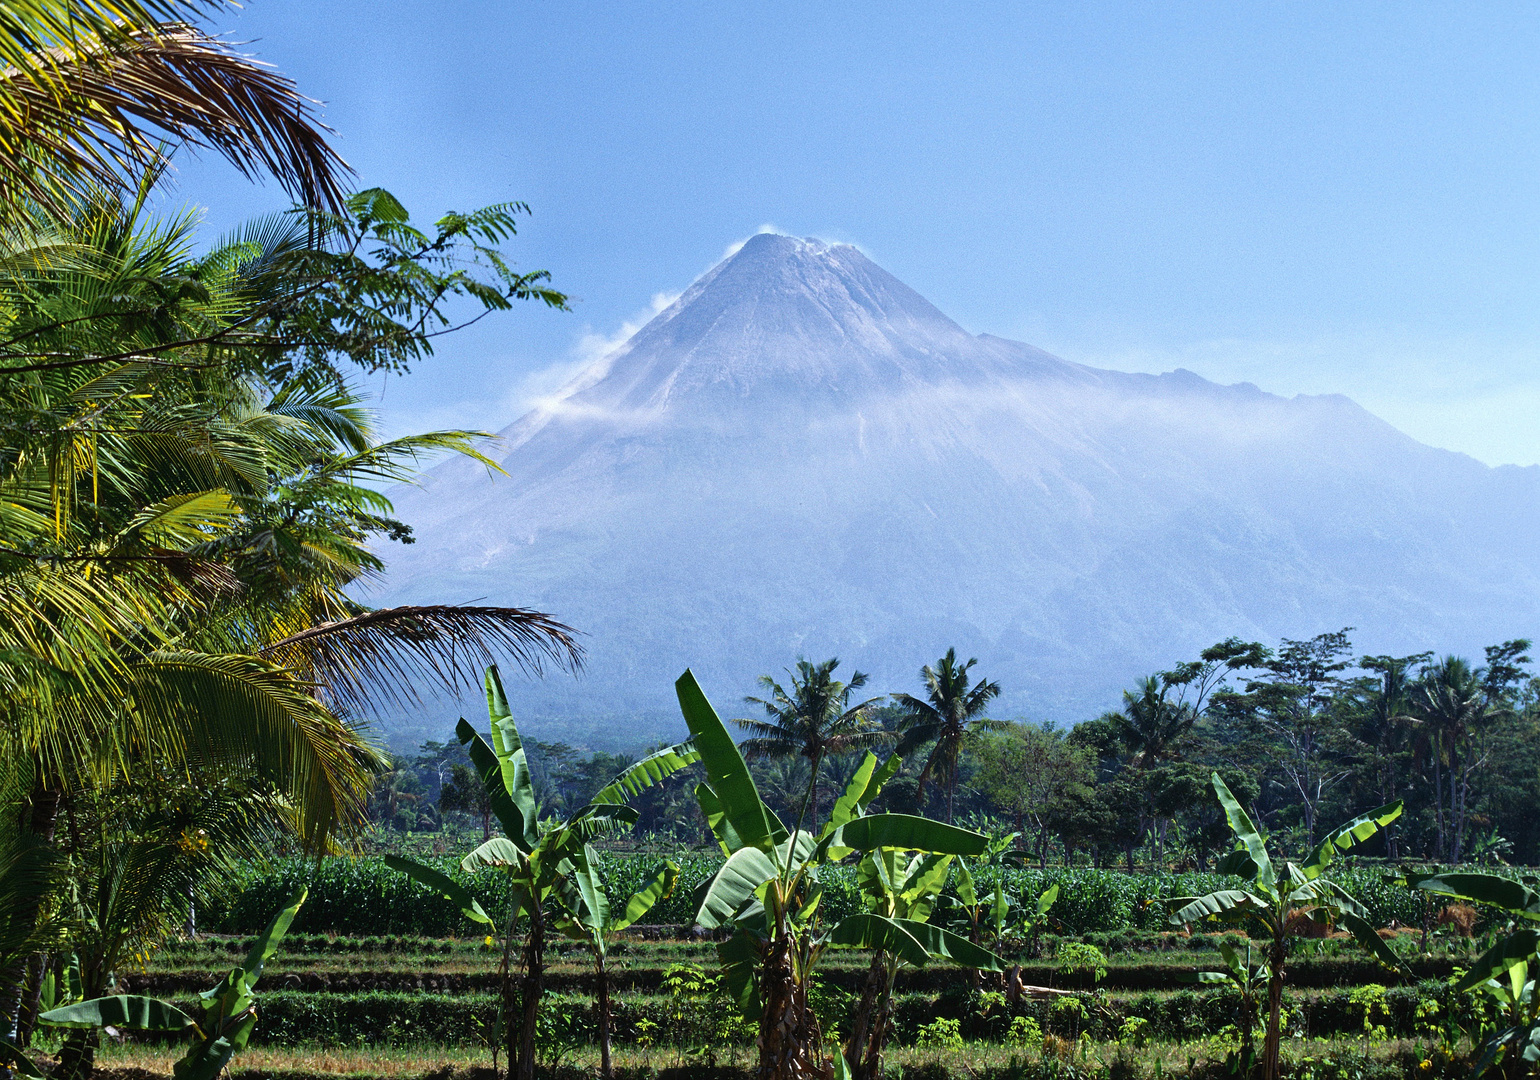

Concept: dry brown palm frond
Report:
left=259, top=604, right=584, bottom=716
left=0, top=21, right=350, bottom=213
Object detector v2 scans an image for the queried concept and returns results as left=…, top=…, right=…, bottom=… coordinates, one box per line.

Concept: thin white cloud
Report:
left=571, top=290, right=679, bottom=367
left=380, top=292, right=682, bottom=441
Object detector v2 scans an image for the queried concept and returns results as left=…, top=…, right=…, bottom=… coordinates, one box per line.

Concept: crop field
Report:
left=54, top=857, right=1501, bottom=1080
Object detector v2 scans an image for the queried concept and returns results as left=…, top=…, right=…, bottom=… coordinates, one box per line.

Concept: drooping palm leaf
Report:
left=0, top=15, right=349, bottom=213
left=259, top=604, right=582, bottom=715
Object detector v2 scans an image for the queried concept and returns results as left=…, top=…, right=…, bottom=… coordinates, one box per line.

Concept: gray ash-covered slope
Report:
left=378, top=233, right=1540, bottom=746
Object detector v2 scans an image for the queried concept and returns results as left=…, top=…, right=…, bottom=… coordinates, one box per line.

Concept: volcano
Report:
left=377, top=233, right=1540, bottom=746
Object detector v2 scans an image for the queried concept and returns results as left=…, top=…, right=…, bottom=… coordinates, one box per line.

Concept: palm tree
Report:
left=0, top=0, right=349, bottom=214
left=1105, top=675, right=1197, bottom=864
left=1410, top=656, right=1498, bottom=863
left=893, top=648, right=1004, bottom=824
left=0, top=190, right=577, bottom=1057
left=1350, top=654, right=1425, bottom=859
left=734, top=657, right=888, bottom=827
left=1112, top=675, right=1196, bottom=769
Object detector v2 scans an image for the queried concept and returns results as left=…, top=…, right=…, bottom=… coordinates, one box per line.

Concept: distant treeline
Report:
left=367, top=629, right=1540, bottom=869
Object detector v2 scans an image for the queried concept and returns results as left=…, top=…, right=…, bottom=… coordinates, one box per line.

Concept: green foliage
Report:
left=1057, top=942, right=1109, bottom=984
left=214, top=856, right=1433, bottom=936
left=41, top=891, right=305, bottom=1080
left=1402, top=870, right=1540, bottom=1075
left=915, top=1017, right=965, bottom=1051
left=1008, top=1015, right=1045, bottom=1048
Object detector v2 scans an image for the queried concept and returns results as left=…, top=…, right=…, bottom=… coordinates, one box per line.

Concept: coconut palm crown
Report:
left=733, top=657, right=888, bottom=825
left=893, top=648, right=1005, bottom=824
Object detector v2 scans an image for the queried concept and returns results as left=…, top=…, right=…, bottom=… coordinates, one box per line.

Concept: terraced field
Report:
left=71, top=923, right=1485, bottom=1080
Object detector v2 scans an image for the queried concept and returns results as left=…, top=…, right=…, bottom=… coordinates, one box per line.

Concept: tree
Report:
left=1410, top=655, right=1507, bottom=863
left=1245, top=629, right=1357, bottom=848
left=32, top=890, right=306, bottom=1080
left=734, top=658, right=888, bottom=824
left=974, top=724, right=1093, bottom=864
left=893, top=648, right=1004, bottom=824
left=0, top=187, right=576, bottom=1058
left=555, top=855, right=679, bottom=1080
left=1112, top=675, right=1197, bottom=770
left=1171, top=774, right=1404, bottom=1080
left=440, top=763, right=494, bottom=840
left=1345, top=653, right=1428, bottom=858
left=1402, top=870, right=1540, bottom=1076
left=842, top=847, right=993, bottom=1080
left=1107, top=675, right=1198, bottom=863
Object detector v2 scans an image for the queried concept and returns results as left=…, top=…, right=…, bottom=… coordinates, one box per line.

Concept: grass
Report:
left=87, top=1036, right=1439, bottom=1080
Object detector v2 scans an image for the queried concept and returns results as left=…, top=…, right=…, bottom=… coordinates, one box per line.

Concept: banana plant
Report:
left=1178, top=938, right=1270, bottom=1068
left=937, top=843, right=1015, bottom=989
left=554, top=848, right=679, bottom=1080
left=387, top=665, right=697, bottom=1080
left=677, top=670, right=999, bottom=1080
left=1170, top=774, right=1404, bottom=1080
left=1401, top=870, right=1540, bottom=1075
left=1018, top=882, right=1061, bottom=950
left=35, top=891, right=305, bottom=1080
left=839, top=843, right=1003, bottom=1080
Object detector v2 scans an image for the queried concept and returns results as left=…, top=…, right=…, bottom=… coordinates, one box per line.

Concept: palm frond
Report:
left=259, top=604, right=583, bottom=715
left=0, top=21, right=350, bottom=213
left=738, top=737, right=802, bottom=761
left=124, top=649, right=382, bottom=850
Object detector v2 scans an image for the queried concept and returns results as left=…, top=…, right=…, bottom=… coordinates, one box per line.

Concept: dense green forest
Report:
left=374, top=634, right=1540, bottom=870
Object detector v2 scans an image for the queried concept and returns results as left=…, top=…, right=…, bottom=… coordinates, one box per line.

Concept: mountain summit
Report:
left=380, top=234, right=1540, bottom=745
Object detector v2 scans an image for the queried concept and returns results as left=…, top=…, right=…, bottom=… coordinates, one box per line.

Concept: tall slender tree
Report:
left=734, top=658, right=888, bottom=825
left=1411, top=656, right=1503, bottom=863
left=893, top=648, right=1004, bottom=824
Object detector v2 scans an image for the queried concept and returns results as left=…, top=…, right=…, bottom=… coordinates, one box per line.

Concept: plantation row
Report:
left=173, top=981, right=1458, bottom=1049
left=125, top=948, right=1463, bottom=995
left=218, top=855, right=1455, bottom=936
left=154, top=930, right=1471, bottom=966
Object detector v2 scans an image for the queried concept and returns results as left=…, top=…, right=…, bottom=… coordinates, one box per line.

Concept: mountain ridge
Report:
left=375, top=233, right=1540, bottom=750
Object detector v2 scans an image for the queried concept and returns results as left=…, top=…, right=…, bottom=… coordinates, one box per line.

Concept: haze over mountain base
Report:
left=374, top=233, right=1540, bottom=750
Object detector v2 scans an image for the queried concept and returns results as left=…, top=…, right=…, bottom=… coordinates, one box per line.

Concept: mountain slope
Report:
left=377, top=234, right=1540, bottom=746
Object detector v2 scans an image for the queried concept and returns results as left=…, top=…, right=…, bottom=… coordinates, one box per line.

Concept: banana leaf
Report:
left=612, top=861, right=679, bottom=932
left=676, top=670, right=777, bottom=854
left=825, top=813, right=988, bottom=859
left=384, top=855, right=493, bottom=925
left=1170, top=889, right=1269, bottom=926
left=457, top=719, right=528, bottom=852
left=0, top=1038, right=42, bottom=1078
left=695, top=846, right=779, bottom=929
left=1301, top=800, right=1402, bottom=879
left=173, top=1012, right=257, bottom=1080
left=40, top=995, right=193, bottom=1031
left=462, top=837, right=524, bottom=872
left=1212, top=773, right=1275, bottom=894
left=590, top=741, right=699, bottom=805
left=243, top=887, right=306, bottom=985
left=1456, top=929, right=1540, bottom=995
left=1405, top=872, right=1540, bottom=918
left=483, top=666, right=537, bottom=845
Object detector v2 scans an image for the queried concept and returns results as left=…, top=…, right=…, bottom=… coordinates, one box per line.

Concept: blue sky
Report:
left=169, top=2, right=1540, bottom=465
